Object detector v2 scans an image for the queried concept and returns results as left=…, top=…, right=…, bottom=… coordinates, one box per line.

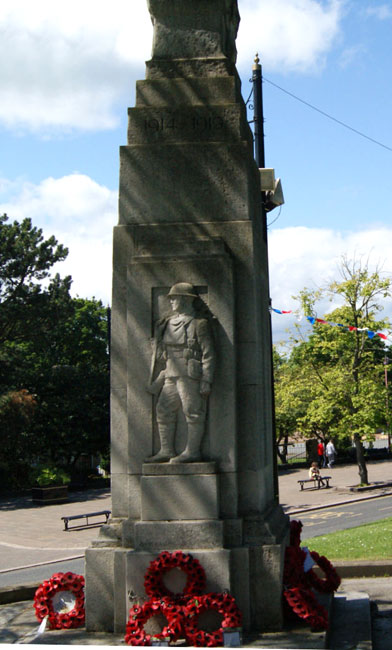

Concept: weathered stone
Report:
left=146, top=56, right=237, bottom=79
left=147, top=0, right=240, bottom=62
left=134, top=520, right=224, bottom=550
left=136, top=76, right=242, bottom=107
left=142, top=460, right=216, bottom=475
left=141, top=473, right=219, bottom=520
left=249, top=542, right=288, bottom=631
left=118, top=142, right=256, bottom=225
left=85, top=548, right=115, bottom=631
left=127, top=105, right=250, bottom=145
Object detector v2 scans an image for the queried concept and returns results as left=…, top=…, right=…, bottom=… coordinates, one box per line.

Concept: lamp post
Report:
left=251, top=53, right=279, bottom=501
left=252, top=53, right=265, bottom=169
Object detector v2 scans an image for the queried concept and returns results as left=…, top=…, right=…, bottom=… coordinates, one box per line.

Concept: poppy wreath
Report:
left=289, top=519, right=303, bottom=547
left=124, top=598, right=184, bottom=646
left=283, top=587, right=329, bottom=631
left=182, top=592, right=243, bottom=647
left=283, top=545, right=307, bottom=589
left=144, top=550, right=206, bottom=600
left=282, top=520, right=340, bottom=631
left=33, top=572, right=85, bottom=630
left=305, top=550, right=341, bottom=594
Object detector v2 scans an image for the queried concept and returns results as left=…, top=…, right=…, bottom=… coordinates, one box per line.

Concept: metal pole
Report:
left=251, top=54, right=279, bottom=502
left=384, top=356, right=390, bottom=450
left=252, top=53, right=265, bottom=168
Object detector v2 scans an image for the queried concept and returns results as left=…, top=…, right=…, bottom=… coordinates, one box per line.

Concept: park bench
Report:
left=297, top=476, right=331, bottom=491
left=61, top=510, right=111, bottom=531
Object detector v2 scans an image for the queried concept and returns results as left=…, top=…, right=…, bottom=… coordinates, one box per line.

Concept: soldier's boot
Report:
left=170, top=422, right=204, bottom=463
left=144, top=424, right=176, bottom=463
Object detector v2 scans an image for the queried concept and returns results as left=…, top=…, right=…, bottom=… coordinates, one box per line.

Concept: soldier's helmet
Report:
left=167, top=282, right=198, bottom=298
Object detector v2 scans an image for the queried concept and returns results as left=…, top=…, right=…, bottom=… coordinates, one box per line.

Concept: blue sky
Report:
left=1, top=0, right=392, bottom=342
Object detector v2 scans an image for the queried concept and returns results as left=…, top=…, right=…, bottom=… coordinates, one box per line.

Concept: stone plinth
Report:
left=141, top=462, right=219, bottom=520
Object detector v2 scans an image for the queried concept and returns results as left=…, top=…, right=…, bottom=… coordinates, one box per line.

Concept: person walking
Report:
left=326, top=439, right=336, bottom=468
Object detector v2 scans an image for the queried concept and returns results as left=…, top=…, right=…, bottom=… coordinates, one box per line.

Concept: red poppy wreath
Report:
left=125, top=598, right=184, bottom=646
left=33, top=571, right=85, bottom=630
left=144, top=550, right=206, bottom=600
left=182, top=592, right=243, bottom=647
left=283, top=586, right=329, bottom=631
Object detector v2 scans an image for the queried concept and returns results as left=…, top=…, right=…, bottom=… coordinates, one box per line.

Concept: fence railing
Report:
left=277, top=439, right=390, bottom=464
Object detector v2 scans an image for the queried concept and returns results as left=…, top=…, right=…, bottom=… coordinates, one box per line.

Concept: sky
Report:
left=1, top=0, right=392, bottom=344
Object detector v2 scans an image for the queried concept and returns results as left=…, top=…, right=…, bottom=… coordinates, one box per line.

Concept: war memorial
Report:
left=85, top=0, right=290, bottom=635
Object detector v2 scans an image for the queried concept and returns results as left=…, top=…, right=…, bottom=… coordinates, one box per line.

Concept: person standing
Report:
left=326, top=439, right=336, bottom=468
left=317, top=441, right=325, bottom=468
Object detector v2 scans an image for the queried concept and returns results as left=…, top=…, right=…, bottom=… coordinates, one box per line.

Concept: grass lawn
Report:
left=304, top=516, right=392, bottom=560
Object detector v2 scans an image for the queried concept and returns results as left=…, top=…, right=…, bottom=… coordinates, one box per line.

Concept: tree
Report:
left=275, top=257, right=391, bottom=485
left=30, top=298, right=110, bottom=470
left=0, top=214, right=109, bottom=488
left=0, top=214, right=69, bottom=345
left=274, top=348, right=308, bottom=463
left=0, top=389, right=37, bottom=488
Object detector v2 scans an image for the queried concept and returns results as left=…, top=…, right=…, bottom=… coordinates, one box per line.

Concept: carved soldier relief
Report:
left=146, top=283, right=216, bottom=463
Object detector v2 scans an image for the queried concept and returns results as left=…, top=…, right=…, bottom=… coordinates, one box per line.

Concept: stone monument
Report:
left=85, top=0, right=289, bottom=634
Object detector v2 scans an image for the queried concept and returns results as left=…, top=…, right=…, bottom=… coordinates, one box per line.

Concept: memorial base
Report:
left=85, top=506, right=288, bottom=634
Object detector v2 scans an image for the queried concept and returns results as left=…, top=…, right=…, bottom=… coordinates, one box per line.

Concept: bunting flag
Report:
left=271, top=307, right=390, bottom=343
left=272, top=308, right=293, bottom=315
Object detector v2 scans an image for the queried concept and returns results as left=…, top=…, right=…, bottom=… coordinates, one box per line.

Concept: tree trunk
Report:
left=277, top=433, right=288, bottom=464
left=354, top=432, right=368, bottom=485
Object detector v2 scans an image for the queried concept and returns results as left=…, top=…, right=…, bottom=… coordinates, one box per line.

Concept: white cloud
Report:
left=0, top=0, right=152, bottom=132
left=0, top=0, right=345, bottom=133
left=0, top=174, right=117, bottom=302
left=365, top=4, right=392, bottom=20
left=236, top=0, right=344, bottom=73
left=269, top=226, right=392, bottom=341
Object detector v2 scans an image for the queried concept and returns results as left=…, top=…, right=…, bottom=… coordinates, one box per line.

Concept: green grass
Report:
left=278, top=457, right=306, bottom=466
left=304, top=517, right=392, bottom=560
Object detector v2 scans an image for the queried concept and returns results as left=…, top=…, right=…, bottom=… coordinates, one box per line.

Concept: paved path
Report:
left=278, top=459, right=392, bottom=513
left=0, top=488, right=111, bottom=574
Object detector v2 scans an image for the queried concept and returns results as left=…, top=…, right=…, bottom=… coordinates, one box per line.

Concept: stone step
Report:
left=328, top=590, right=372, bottom=649
left=372, top=604, right=392, bottom=650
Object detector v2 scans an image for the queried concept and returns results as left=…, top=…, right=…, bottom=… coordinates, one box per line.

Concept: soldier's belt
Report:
left=165, top=345, right=186, bottom=357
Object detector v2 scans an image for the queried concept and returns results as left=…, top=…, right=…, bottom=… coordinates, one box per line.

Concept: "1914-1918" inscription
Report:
left=144, top=114, right=225, bottom=132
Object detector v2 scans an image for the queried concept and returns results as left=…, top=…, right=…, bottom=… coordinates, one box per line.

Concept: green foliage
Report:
left=304, top=517, right=392, bottom=560
left=30, top=466, right=70, bottom=486
left=0, top=214, right=69, bottom=346
left=0, top=214, right=110, bottom=489
left=0, top=389, right=37, bottom=488
left=274, top=257, right=392, bottom=481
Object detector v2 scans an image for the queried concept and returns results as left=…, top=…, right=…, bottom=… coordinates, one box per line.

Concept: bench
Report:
left=297, top=477, right=331, bottom=491
left=61, top=510, right=111, bottom=531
